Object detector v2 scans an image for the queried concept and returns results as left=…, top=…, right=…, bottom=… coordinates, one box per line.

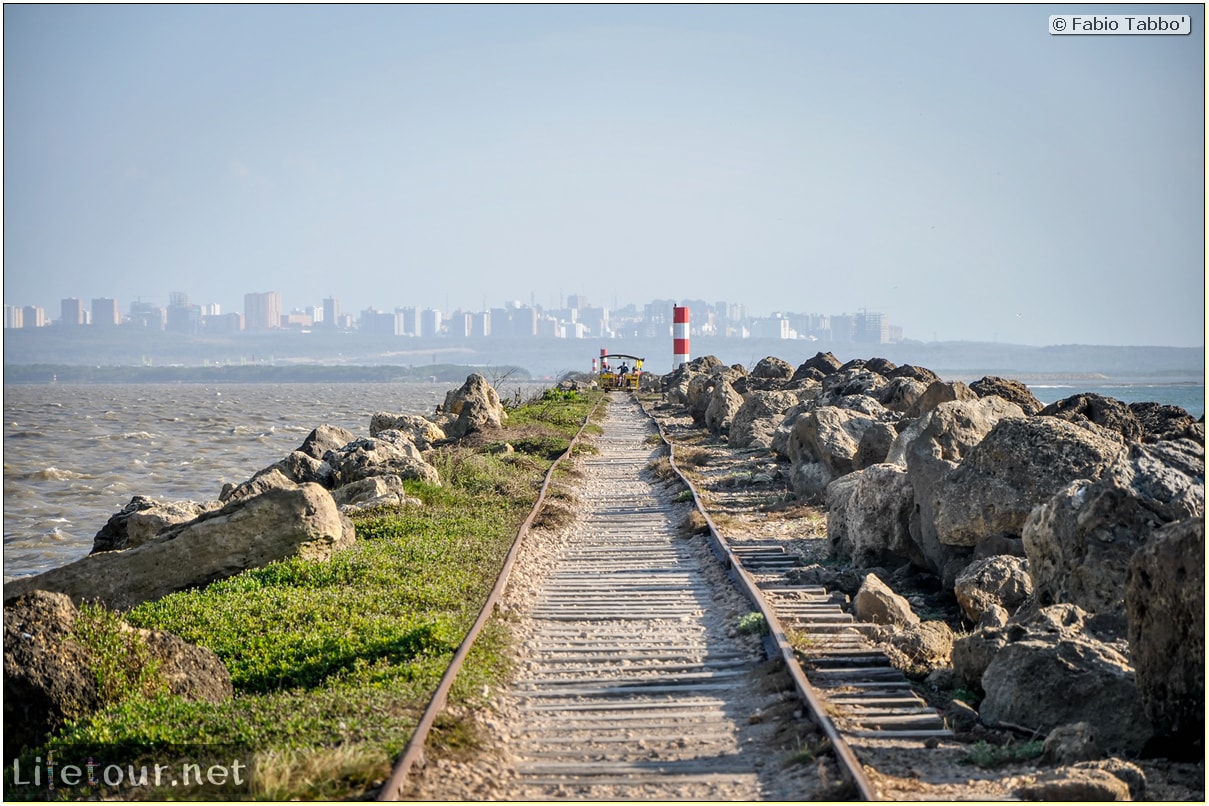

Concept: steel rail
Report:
left=376, top=393, right=605, bottom=801
left=637, top=394, right=879, bottom=801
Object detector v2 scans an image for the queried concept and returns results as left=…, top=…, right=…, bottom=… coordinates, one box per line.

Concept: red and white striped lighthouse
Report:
left=672, top=306, right=690, bottom=369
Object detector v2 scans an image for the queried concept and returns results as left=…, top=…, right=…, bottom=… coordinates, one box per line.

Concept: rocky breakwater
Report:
left=661, top=353, right=1204, bottom=764
left=3, top=373, right=507, bottom=758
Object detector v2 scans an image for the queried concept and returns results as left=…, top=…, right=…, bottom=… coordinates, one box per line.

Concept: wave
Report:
left=93, top=431, right=158, bottom=441
left=21, top=467, right=89, bottom=481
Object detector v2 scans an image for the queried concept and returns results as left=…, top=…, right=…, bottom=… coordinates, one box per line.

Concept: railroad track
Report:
left=381, top=392, right=949, bottom=800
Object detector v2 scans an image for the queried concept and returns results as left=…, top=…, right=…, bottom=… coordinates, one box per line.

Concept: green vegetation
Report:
left=736, top=611, right=770, bottom=636
left=70, top=603, right=167, bottom=707
left=11, top=388, right=601, bottom=800
left=959, top=739, right=1045, bottom=768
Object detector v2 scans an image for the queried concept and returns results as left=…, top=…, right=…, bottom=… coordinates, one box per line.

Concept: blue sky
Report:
left=4, top=4, right=1204, bottom=346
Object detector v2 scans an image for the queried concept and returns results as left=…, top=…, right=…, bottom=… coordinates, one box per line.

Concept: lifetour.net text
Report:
left=9, top=751, right=250, bottom=794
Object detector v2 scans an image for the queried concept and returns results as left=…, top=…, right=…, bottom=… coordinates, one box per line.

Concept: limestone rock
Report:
left=750, top=355, right=794, bottom=380
left=793, top=351, right=841, bottom=378
left=1125, top=517, right=1204, bottom=751
left=905, top=380, right=978, bottom=419
left=3, top=592, right=231, bottom=760
left=3, top=591, right=99, bottom=759
left=1013, top=768, right=1131, bottom=801
left=853, top=573, right=920, bottom=627
left=220, top=466, right=299, bottom=504
left=332, top=474, right=423, bottom=510
left=4, top=484, right=356, bottom=610
left=970, top=375, right=1043, bottom=415
left=953, top=555, right=1032, bottom=623
left=704, top=378, right=744, bottom=437
left=298, top=424, right=357, bottom=460
left=729, top=390, right=802, bottom=450
left=92, top=496, right=220, bottom=553
left=979, top=620, right=1151, bottom=754
left=1039, top=722, right=1102, bottom=766
left=1023, top=438, right=1204, bottom=615
left=933, top=417, right=1124, bottom=549
left=442, top=374, right=507, bottom=437
left=1129, top=401, right=1204, bottom=444
left=877, top=376, right=929, bottom=413
left=887, top=363, right=941, bottom=385
left=1039, top=392, right=1144, bottom=443
left=325, top=437, right=440, bottom=488
left=826, top=464, right=918, bottom=569
left=369, top=413, right=446, bottom=450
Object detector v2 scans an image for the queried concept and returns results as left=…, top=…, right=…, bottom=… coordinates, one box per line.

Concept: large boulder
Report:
left=819, top=368, right=888, bottom=404
left=729, top=390, right=803, bottom=450
left=932, top=417, right=1124, bottom=549
left=1129, top=401, right=1204, bottom=444
left=219, top=466, right=299, bottom=504
left=877, top=376, right=929, bottom=413
left=969, top=376, right=1043, bottom=416
left=888, top=364, right=941, bottom=385
left=853, top=573, right=920, bottom=627
left=1125, top=517, right=1204, bottom=753
left=1023, top=438, right=1204, bottom=615
left=4, top=484, right=356, bottom=610
left=324, top=437, right=440, bottom=488
left=786, top=406, right=884, bottom=478
left=826, top=465, right=918, bottom=568
left=793, top=351, right=842, bottom=378
left=1039, top=392, right=1144, bottom=443
left=750, top=355, right=794, bottom=381
left=332, top=474, right=423, bottom=511
left=369, top=413, right=446, bottom=450
left=891, top=397, right=1025, bottom=577
left=3, top=591, right=231, bottom=760
left=298, top=424, right=357, bottom=460
left=4, top=591, right=98, bottom=759
left=979, top=614, right=1151, bottom=753
left=441, top=374, right=507, bottom=437
left=704, top=378, right=745, bottom=437
left=905, top=380, right=978, bottom=419
left=953, top=555, right=1032, bottom=623
left=886, top=395, right=1024, bottom=469
left=92, top=496, right=221, bottom=553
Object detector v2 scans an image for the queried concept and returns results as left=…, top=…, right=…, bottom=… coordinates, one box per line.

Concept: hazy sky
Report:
left=4, top=4, right=1204, bottom=346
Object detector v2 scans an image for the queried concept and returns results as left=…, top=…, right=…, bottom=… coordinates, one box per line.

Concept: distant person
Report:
left=619, top=362, right=629, bottom=376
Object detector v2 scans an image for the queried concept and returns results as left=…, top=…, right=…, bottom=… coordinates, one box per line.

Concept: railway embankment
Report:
left=641, top=351, right=1204, bottom=800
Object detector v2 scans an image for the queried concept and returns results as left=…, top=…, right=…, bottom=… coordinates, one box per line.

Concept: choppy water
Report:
left=3, top=382, right=545, bottom=579
left=3, top=380, right=1202, bottom=580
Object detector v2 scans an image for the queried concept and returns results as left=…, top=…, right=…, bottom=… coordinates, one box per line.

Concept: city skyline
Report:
left=5, top=5, right=1204, bottom=348
left=6, top=288, right=906, bottom=345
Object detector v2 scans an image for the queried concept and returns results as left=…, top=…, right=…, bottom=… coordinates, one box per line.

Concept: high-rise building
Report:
left=60, top=298, right=84, bottom=326
left=5, top=305, right=23, bottom=329
left=854, top=311, right=889, bottom=344
left=166, top=292, right=201, bottom=335
left=22, top=305, right=46, bottom=328
left=129, top=301, right=166, bottom=330
left=91, top=298, right=120, bottom=326
left=421, top=308, right=442, bottom=338
left=244, top=291, right=282, bottom=330
left=323, top=297, right=340, bottom=328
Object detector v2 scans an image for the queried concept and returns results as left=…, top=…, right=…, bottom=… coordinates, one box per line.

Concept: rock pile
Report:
left=660, top=353, right=1205, bottom=758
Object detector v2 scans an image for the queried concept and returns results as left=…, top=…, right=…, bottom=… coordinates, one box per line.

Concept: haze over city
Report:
left=4, top=4, right=1205, bottom=348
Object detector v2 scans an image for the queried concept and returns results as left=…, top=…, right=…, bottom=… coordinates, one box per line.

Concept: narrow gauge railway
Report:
left=380, top=393, right=947, bottom=800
